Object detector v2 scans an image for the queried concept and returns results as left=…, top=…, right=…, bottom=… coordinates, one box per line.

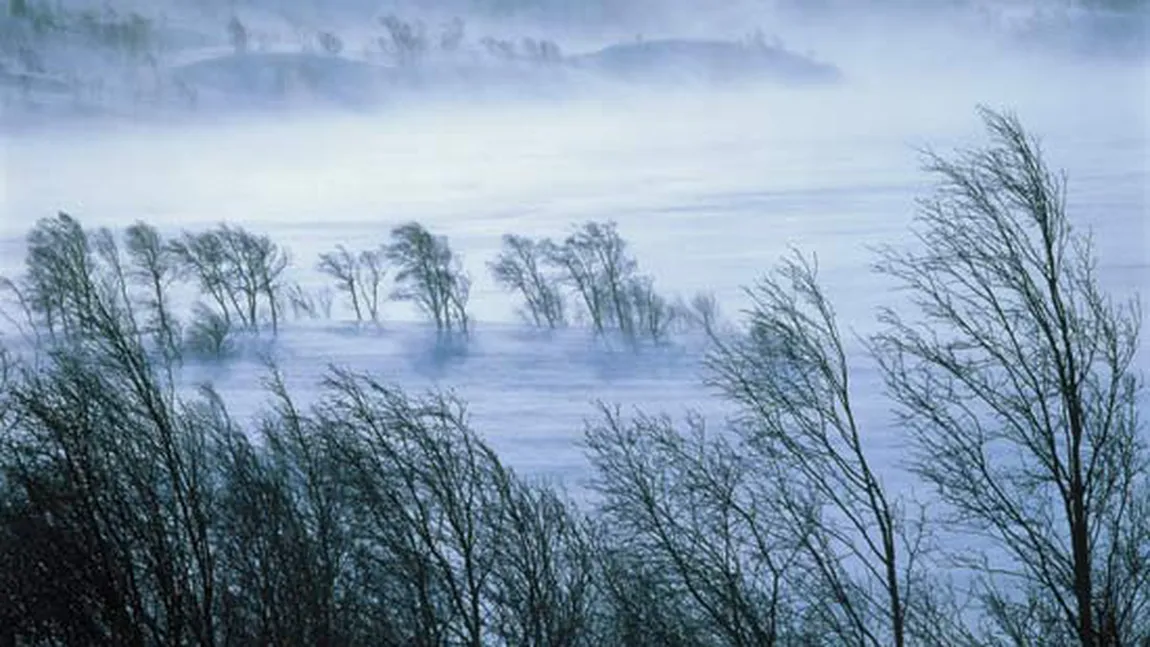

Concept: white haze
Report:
left=0, top=8, right=1147, bottom=487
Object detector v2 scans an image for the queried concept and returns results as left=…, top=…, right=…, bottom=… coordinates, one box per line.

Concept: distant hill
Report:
left=574, top=38, right=842, bottom=85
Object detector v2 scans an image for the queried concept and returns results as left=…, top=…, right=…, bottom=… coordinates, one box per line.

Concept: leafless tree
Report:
left=316, top=30, right=342, bottom=56
left=585, top=405, right=804, bottom=645
left=387, top=222, right=470, bottom=336
left=544, top=221, right=678, bottom=343
left=124, top=221, right=181, bottom=362
left=873, top=107, right=1148, bottom=646
left=626, top=274, right=678, bottom=343
left=169, top=228, right=236, bottom=329
left=489, top=234, right=566, bottom=328
left=379, top=14, right=427, bottom=67
left=0, top=213, right=219, bottom=644
left=216, top=224, right=289, bottom=335
left=171, top=225, right=289, bottom=335
left=357, top=247, right=388, bottom=324
left=705, top=251, right=927, bottom=646
left=547, top=221, right=635, bottom=336
left=440, top=17, right=465, bottom=52
left=226, top=16, right=247, bottom=55
left=318, top=244, right=364, bottom=322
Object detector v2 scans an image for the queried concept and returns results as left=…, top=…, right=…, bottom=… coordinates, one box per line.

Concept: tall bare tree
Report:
left=873, top=107, right=1148, bottom=646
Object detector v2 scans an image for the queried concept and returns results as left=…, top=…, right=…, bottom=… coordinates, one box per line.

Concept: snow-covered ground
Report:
left=0, top=48, right=1146, bottom=495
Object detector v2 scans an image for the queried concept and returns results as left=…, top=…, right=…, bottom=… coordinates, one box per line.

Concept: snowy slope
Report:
left=1, top=48, right=1146, bottom=495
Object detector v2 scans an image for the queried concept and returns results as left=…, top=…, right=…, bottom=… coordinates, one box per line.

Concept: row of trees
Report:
left=0, top=108, right=1146, bottom=645
left=2, top=213, right=694, bottom=363
left=371, top=13, right=562, bottom=68
left=489, top=222, right=689, bottom=341
left=311, top=220, right=693, bottom=344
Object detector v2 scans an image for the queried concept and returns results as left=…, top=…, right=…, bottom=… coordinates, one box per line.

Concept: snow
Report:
left=0, top=50, right=1146, bottom=497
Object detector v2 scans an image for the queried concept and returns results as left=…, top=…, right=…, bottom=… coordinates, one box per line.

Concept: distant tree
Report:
left=386, top=222, right=470, bottom=335
left=317, top=244, right=388, bottom=324
left=318, top=245, right=364, bottom=322
left=227, top=16, right=248, bottom=55
left=170, top=225, right=289, bottom=335
left=440, top=16, right=465, bottom=52
left=520, top=37, right=562, bottom=64
left=316, top=30, right=343, bottom=56
left=168, top=228, right=236, bottom=328
left=480, top=36, right=517, bottom=61
left=185, top=302, right=234, bottom=358
left=547, top=221, right=636, bottom=336
left=489, top=234, right=566, bottom=328
left=378, top=14, right=427, bottom=67
left=357, top=247, right=388, bottom=323
left=625, top=274, right=678, bottom=343
left=124, top=221, right=181, bottom=362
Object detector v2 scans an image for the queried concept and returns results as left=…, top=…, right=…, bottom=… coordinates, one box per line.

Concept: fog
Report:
left=1, top=0, right=1147, bottom=480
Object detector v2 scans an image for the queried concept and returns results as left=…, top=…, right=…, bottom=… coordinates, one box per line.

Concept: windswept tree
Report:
left=170, top=224, right=290, bottom=335
left=704, top=251, right=924, bottom=646
left=169, top=227, right=236, bottom=328
left=357, top=247, right=388, bottom=324
left=227, top=16, right=248, bottom=55
left=489, top=234, right=566, bottom=328
left=873, top=107, right=1148, bottom=646
left=586, top=406, right=806, bottom=645
left=0, top=213, right=219, bottom=645
left=549, top=221, right=635, bottom=335
left=386, top=222, right=470, bottom=336
left=318, top=245, right=364, bottom=322
left=216, top=224, right=290, bottom=335
left=544, top=221, right=678, bottom=341
left=378, top=14, right=427, bottom=67
left=124, top=221, right=181, bottom=362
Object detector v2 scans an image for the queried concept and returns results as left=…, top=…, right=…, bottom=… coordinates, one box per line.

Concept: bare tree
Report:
left=873, top=107, right=1148, bottom=646
left=378, top=14, right=427, bottom=67
left=357, top=247, right=388, bottom=324
left=626, top=274, right=678, bottom=343
left=489, top=234, right=566, bottom=328
left=544, top=221, right=679, bottom=343
left=705, top=251, right=924, bottom=646
left=171, top=225, right=289, bottom=335
left=439, top=17, right=465, bottom=52
left=317, top=245, right=364, bottom=322
left=387, top=222, right=470, bottom=336
left=0, top=214, right=219, bottom=645
left=585, top=405, right=803, bottom=646
left=226, top=16, right=248, bottom=55
left=316, top=30, right=342, bottom=56
left=169, top=228, right=236, bottom=329
left=216, top=224, right=289, bottom=335
left=547, top=221, right=635, bottom=336
left=124, top=221, right=181, bottom=362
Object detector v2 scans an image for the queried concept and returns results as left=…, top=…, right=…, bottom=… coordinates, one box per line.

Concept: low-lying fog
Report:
left=1, top=2, right=1147, bottom=482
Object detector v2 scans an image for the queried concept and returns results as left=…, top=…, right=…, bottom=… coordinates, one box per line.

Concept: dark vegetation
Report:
left=489, top=222, right=689, bottom=340
left=0, top=109, right=1146, bottom=645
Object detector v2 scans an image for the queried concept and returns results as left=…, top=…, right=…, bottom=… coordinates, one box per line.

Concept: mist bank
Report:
left=2, top=0, right=1146, bottom=129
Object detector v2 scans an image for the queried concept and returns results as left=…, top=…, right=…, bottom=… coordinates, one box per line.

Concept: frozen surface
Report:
left=1, top=55, right=1147, bottom=495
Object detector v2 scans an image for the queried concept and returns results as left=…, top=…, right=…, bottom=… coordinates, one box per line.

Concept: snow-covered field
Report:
left=1, top=50, right=1146, bottom=494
